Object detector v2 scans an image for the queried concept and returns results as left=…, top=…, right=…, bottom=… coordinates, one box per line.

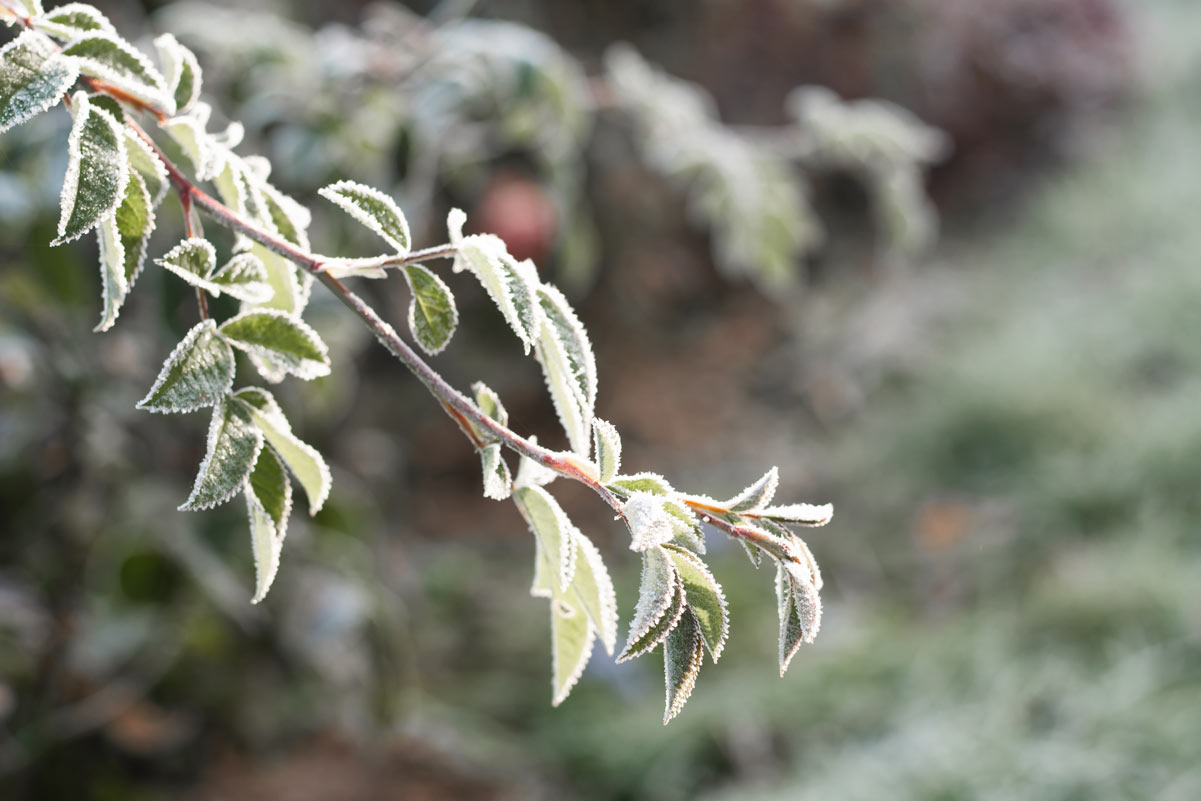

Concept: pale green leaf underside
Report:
left=591, top=418, right=621, bottom=484
left=472, top=381, right=508, bottom=426
left=663, top=609, right=704, bottom=724
left=180, top=396, right=262, bottom=511
left=663, top=544, right=729, bottom=661
left=218, top=310, right=331, bottom=380
left=319, top=179, right=410, bottom=253
left=513, top=485, right=577, bottom=592
left=153, top=33, right=201, bottom=113
left=759, top=502, right=834, bottom=526
left=245, top=486, right=281, bottom=604
left=0, top=30, right=78, bottom=135
left=403, top=263, right=457, bottom=355
left=137, top=319, right=235, bottom=413
left=94, top=168, right=153, bottom=333
left=55, top=92, right=128, bottom=245
left=245, top=447, right=291, bottom=603
left=124, top=129, right=168, bottom=207
left=607, top=472, right=673, bottom=497
left=94, top=213, right=123, bottom=333
left=480, top=443, right=512, bottom=500
left=551, top=595, right=594, bottom=706
left=208, top=253, right=273, bottom=303
left=618, top=546, right=683, bottom=662
left=234, top=387, right=330, bottom=515
left=571, top=532, right=618, bottom=655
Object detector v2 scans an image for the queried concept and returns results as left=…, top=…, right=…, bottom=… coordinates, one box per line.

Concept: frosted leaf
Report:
left=550, top=594, right=595, bottom=706
left=664, top=501, right=705, bottom=555
left=207, top=252, right=273, bottom=304
left=662, top=609, right=704, bottom=724
left=33, top=3, right=115, bottom=41
left=234, top=387, right=331, bottom=515
left=570, top=531, right=618, bottom=655
left=512, top=485, right=578, bottom=592
left=722, top=466, right=779, bottom=512
left=93, top=212, right=124, bottom=333
left=9, top=1, right=44, bottom=17
left=157, top=235, right=215, bottom=282
left=62, top=32, right=172, bottom=114
left=782, top=558, right=823, bottom=642
left=255, top=179, right=310, bottom=249
left=180, top=396, right=263, bottom=511
left=0, top=30, right=78, bottom=135
left=624, top=491, right=676, bottom=552
left=617, top=546, right=684, bottom=662
left=153, top=33, right=201, bottom=114
left=607, top=472, right=673, bottom=497
left=402, top=263, right=457, bottom=356
left=534, top=284, right=596, bottom=454
left=94, top=168, right=152, bottom=332
left=472, top=381, right=508, bottom=426
left=136, top=319, right=234, bottom=413
left=479, top=443, right=511, bottom=501
left=530, top=538, right=552, bottom=599
left=759, top=502, right=833, bottom=527
left=590, top=419, right=621, bottom=484
left=242, top=243, right=306, bottom=316
left=164, top=113, right=219, bottom=180
left=54, top=92, right=128, bottom=245
left=775, top=564, right=804, bottom=675
left=448, top=208, right=543, bottom=353
left=739, top=539, right=764, bottom=568
left=244, top=447, right=291, bottom=603
left=318, top=180, right=410, bottom=254
left=663, top=544, right=728, bottom=661
left=124, top=129, right=167, bottom=207
left=514, top=445, right=557, bottom=490
left=536, top=317, right=587, bottom=455
left=218, top=310, right=330, bottom=381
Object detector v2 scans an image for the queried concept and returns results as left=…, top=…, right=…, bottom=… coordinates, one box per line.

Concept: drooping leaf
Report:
left=0, top=30, right=79, bottom=135
left=663, top=544, right=728, bottom=661
left=550, top=595, right=594, bottom=707
left=480, top=443, right=511, bottom=501
left=93, top=213, right=124, bottom=333
left=722, top=466, right=779, bottom=512
left=33, top=3, right=115, bottom=41
left=319, top=180, right=410, bottom=253
left=618, top=546, right=684, bottom=662
left=539, top=283, right=596, bottom=415
left=758, top=502, right=834, bottom=526
left=218, top=310, right=331, bottom=381
left=54, top=91, right=128, bottom=245
left=233, top=387, right=330, bottom=515
left=244, top=447, right=291, bottom=603
left=137, top=319, right=235, bottom=413
left=662, top=609, right=704, bottom=724
left=402, top=263, right=457, bottom=355
left=740, top=539, right=764, bottom=568
left=591, top=419, right=621, bottom=484
left=607, top=472, right=673, bottom=497
left=571, top=531, right=618, bottom=656
left=207, top=252, right=273, bottom=303
left=448, top=208, right=543, bottom=353
left=623, top=491, right=676, bottom=552
left=530, top=537, right=552, bottom=599
left=62, top=32, right=171, bottom=114
left=92, top=168, right=152, bottom=332
left=180, top=396, right=262, bottom=511
left=783, top=558, right=823, bottom=643
left=153, top=33, right=200, bottom=114
left=124, top=128, right=167, bottom=207
left=665, top=501, right=705, bottom=555
left=512, top=485, right=577, bottom=592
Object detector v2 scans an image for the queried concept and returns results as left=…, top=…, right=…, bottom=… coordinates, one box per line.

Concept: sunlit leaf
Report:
left=607, top=472, right=673, bottom=497
left=758, top=502, right=834, bottom=526
left=512, top=485, right=577, bottom=592
left=180, top=396, right=262, bottom=511
left=570, top=532, right=618, bottom=655
left=480, top=443, right=511, bottom=501
left=722, top=466, right=779, bottom=512
left=53, top=91, right=128, bottom=245
left=153, top=33, right=201, bottom=113
left=34, top=3, right=115, bottom=41
left=233, top=387, right=330, bottom=515
left=617, top=546, right=684, bottom=662
left=319, top=179, right=410, bottom=253
left=218, top=309, right=331, bottom=381
left=0, top=30, right=78, bottom=135
left=623, top=491, right=676, bottom=552
left=472, top=381, right=508, bottom=426
left=402, top=263, right=457, bottom=355
left=550, top=595, right=594, bottom=706
left=591, top=418, right=621, bottom=484
left=62, top=32, right=172, bottom=114
left=136, top=319, right=235, bottom=413
left=124, top=128, right=168, bottom=207
left=663, top=544, right=728, bottom=661
left=207, top=252, right=273, bottom=303
left=662, top=608, right=704, bottom=724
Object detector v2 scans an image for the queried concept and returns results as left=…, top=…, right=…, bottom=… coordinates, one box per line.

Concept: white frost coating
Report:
left=218, top=308, right=331, bottom=381
left=165, top=113, right=219, bottom=180
left=234, top=388, right=331, bottom=515
left=158, top=235, right=215, bottom=277
left=180, top=397, right=264, bottom=511
left=617, top=547, right=681, bottom=662
left=472, top=381, right=508, bottom=426
left=62, top=32, right=174, bottom=115
left=54, top=92, right=128, bottom=245
left=480, top=443, right=512, bottom=500
left=664, top=544, right=729, bottom=661
left=723, top=466, right=779, bottom=512
left=33, top=3, right=116, bottom=40
left=93, top=210, right=125, bottom=332
left=624, top=491, right=676, bottom=552
left=403, top=262, right=458, bottom=356
left=123, top=130, right=167, bottom=207
left=514, top=485, right=578, bottom=592
left=550, top=595, right=595, bottom=707
left=514, top=442, right=558, bottom=490
left=662, top=612, right=704, bottom=724
left=319, top=179, right=410, bottom=254
left=12, top=0, right=44, bottom=17
left=246, top=485, right=281, bottom=603
left=591, top=419, right=621, bottom=483
left=153, top=33, right=201, bottom=113
left=537, top=317, right=589, bottom=455
left=136, top=320, right=235, bottom=414
left=538, top=284, right=597, bottom=413
left=571, top=530, right=618, bottom=655
left=0, top=31, right=79, bottom=134
left=760, top=502, right=833, bottom=526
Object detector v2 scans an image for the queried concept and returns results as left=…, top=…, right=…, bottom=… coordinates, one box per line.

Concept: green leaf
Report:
left=157, top=235, right=215, bottom=282
left=591, top=419, right=621, bottom=484
left=53, top=92, right=128, bottom=245
left=663, top=544, right=728, bottom=661
left=402, top=263, right=458, bottom=356
left=180, top=396, right=262, bottom=511
left=664, top=501, right=706, bottom=555
left=233, top=387, right=330, bottom=515
left=662, top=608, right=704, bottom=724
left=758, top=502, right=834, bottom=526
left=607, top=472, right=673, bottom=497
left=153, top=33, right=201, bottom=114
left=480, top=443, right=511, bottom=501
left=739, top=540, right=764, bottom=568
left=207, top=253, right=273, bottom=303
left=617, top=546, right=684, bottom=662
left=472, top=381, right=508, bottom=426
left=722, top=466, right=779, bottom=512
left=0, top=30, right=78, bottom=135
left=513, top=485, right=577, bottom=592
left=94, top=212, right=124, bottom=333
left=124, top=128, right=167, bottom=207
left=319, top=180, right=410, bottom=253
left=137, top=319, right=235, bottom=413
left=163, top=110, right=219, bottom=180
left=538, top=284, right=596, bottom=417
left=218, top=310, right=331, bottom=381
left=448, top=208, right=544, bottom=354
left=244, top=447, right=291, bottom=603
left=550, top=595, right=594, bottom=707
left=623, top=491, right=676, bottom=552
left=62, top=32, right=171, bottom=114
left=33, top=3, right=115, bottom=41
left=92, top=168, right=152, bottom=332
left=776, top=561, right=821, bottom=676
left=570, top=532, right=618, bottom=656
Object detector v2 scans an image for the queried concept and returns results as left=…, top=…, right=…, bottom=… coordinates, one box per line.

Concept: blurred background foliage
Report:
left=3, top=0, right=1200, bottom=799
